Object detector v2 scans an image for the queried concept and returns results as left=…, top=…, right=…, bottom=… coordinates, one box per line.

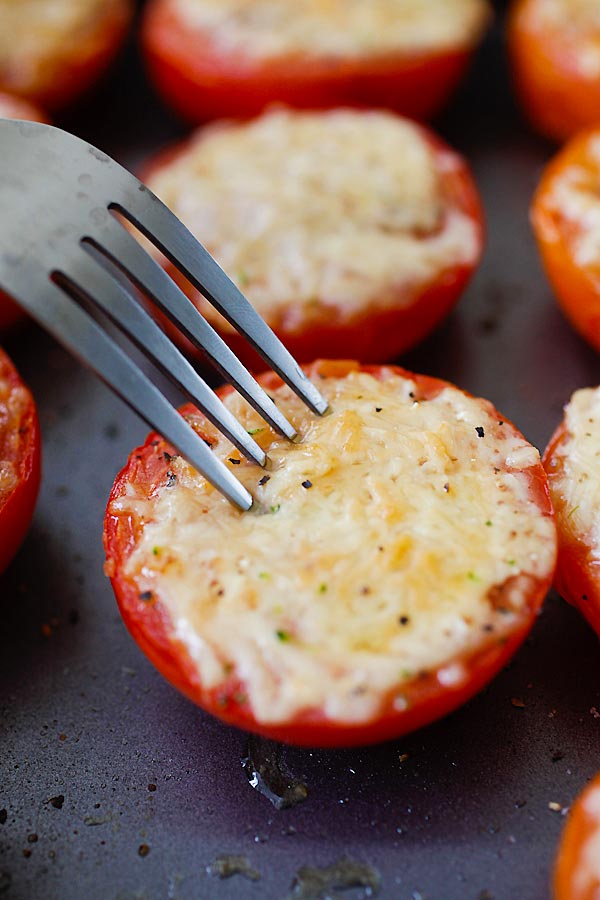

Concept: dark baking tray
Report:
left=2, top=6, right=600, bottom=899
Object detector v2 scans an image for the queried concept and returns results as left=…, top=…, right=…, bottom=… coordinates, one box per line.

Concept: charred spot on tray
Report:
left=207, top=854, right=261, bottom=881
left=48, top=795, right=64, bottom=810
left=0, top=810, right=6, bottom=825
left=138, top=844, right=150, bottom=857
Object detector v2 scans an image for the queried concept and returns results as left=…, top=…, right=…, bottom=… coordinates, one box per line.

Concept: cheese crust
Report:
left=111, top=368, right=556, bottom=726
left=547, top=386, right=600, bottom=556
left=0, top=372, right=28, bottom=506
left=145, top=109, right=480, bottom=334
left=523, top=0, right=600, bottom=77
left=0, top=0, right=130, bottom=98
left=541, top=134, right=600, bottom=269
left=172, top=0, right=491, bottom=60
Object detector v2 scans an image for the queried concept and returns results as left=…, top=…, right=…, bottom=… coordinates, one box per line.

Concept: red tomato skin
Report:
left=531, top=129, right=600, bottom=353
left=141, top=0, right=479, bottom=123
left=543, top=421, right=600, bottom=638
left=508, top=0, right=600, bottom=141
left=140, top=123, right=484, bottom=368
left=104, top=360, right=555, bottom=747
left=0, top=349, right=41, bottom=575
left=554, top=773, right=600, bottom=900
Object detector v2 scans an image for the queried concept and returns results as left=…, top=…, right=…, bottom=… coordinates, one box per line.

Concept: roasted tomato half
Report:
left=142, top=0, right=491, bottom=123
left=0, top=92, right=49, bottom=333
left=0, top=0, right=133, bottom=112
left=104, top=360, right=557, bottom=747
left=0, top=348, right=40, bottom=575
left=508, top=0, right=600, bottom=141
left=543, top=385, right=600, bottom=637
left=141, top=108, right=484, bottom=367
left=555, top=772, right=600, bottom=900
left=531, top=128, right=600, bottom=353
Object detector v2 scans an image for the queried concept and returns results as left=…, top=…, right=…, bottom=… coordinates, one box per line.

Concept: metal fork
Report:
left=0, top=119, right=328, bottom=510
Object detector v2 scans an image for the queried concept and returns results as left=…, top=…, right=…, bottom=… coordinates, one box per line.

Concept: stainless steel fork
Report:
left=0, top=119, right=328, bottom=510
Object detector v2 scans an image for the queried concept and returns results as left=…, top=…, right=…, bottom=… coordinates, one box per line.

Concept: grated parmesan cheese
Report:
left=145, top=109, right=480, bottom=333
left=115, top=369, right=557, bottom=726
left=0, top=0, right=128, bottom=96
left=173, top=0, right=491, bottom=59
left=527, top=0, right=600, bottom=77
left=549, top=386, right=600, bottom=558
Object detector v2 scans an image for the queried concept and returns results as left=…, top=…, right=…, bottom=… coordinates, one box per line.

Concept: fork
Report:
left=0, top=119, right=328, bottom=510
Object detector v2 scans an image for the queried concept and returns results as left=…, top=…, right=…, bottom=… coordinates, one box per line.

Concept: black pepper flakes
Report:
left=399, top=616, right=410, bottom=626
left=139, top=591, right=153, bottom=602
left=375, top=407, right=382, bottom=413
left=301, top=480, right=313, bottom=490
left=258, top=475, right=270, bottom=486
left=228, top=458, right=241, bottom=465
left=165, top=470, right=177, bottom=487
left=476, top=426, right=485, bottom=438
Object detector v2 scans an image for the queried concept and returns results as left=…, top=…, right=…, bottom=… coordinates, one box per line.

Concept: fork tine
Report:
left=55, top=246, right=267, bottom=467
left=111, top=192, right=329, bottom=417
left=17, top=279, right=254, bottom=510
left=85, top=215, right=298, bottom=440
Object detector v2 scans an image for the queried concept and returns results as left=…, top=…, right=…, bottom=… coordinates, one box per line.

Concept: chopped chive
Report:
left=276, top=630, right=290, bottom=642
left=318, top=583, right=327, bottom=594
left=270, top=504, right=281, bottom=514
left=247, top=427, right=264, bottom=436
left=485, top=520, right=493, bottom=527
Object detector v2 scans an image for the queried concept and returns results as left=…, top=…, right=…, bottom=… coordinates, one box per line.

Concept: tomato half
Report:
left=508, top=0, right=600, bottom=141
left=0, top=92, right=49, bottom=332
left=0, top=0, right=133, bottom=112
left=140, top=110, right=484, bottom=368
left=104, top=360, right=556, bottom=747
left=0, top=348, right=41, bottom=574
left=142, top=0, right=490, bottom=123
left=543, top=388, right=600, bottom=638
left=554, top=772, right=600, bottom=900
left=531, top=128, right=600, bottom=353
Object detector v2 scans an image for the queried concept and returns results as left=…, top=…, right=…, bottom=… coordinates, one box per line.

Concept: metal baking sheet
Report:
left=2, top=6, right=600, bottom=899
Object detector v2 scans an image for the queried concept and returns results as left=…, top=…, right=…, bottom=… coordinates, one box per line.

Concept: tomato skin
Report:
left=0, top=349, right=41, bottom=575
left=554, top=773, right=600, bottom=900
left=104, top=360, right=555, bottom=747
left=141, top=122, right=484, bottom=368
left=543, top=420, right=600, bottom=638
left=0, top=2, right=133, bottom=112
left=531, top=129, right=600, bottom=353
left=508, top=0, right=600, bottom=141
left=142, top=0, right=481, bottom=123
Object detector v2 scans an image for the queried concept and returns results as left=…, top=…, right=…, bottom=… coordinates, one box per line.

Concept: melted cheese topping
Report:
left=543, top=135, right=600, bottom=268
left=173, top=0, right=491, bottom=59
left=0, top=0, right=127, bottom=96
left=529, top=0, right=600, bottom=77
left=113, top=370, right=556, bottom=725
left=549, top=387, right=600, bottom=556
left=0, top=373, right=27, bottom=505
left=146, top=110, right=480, bottom=332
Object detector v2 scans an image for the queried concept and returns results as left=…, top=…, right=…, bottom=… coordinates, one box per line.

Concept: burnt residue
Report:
left=287, top=858, right=381, bottom=899
left=207, top=855, right=261, bottom=882
left=242, top=736, right=308, bottom=810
